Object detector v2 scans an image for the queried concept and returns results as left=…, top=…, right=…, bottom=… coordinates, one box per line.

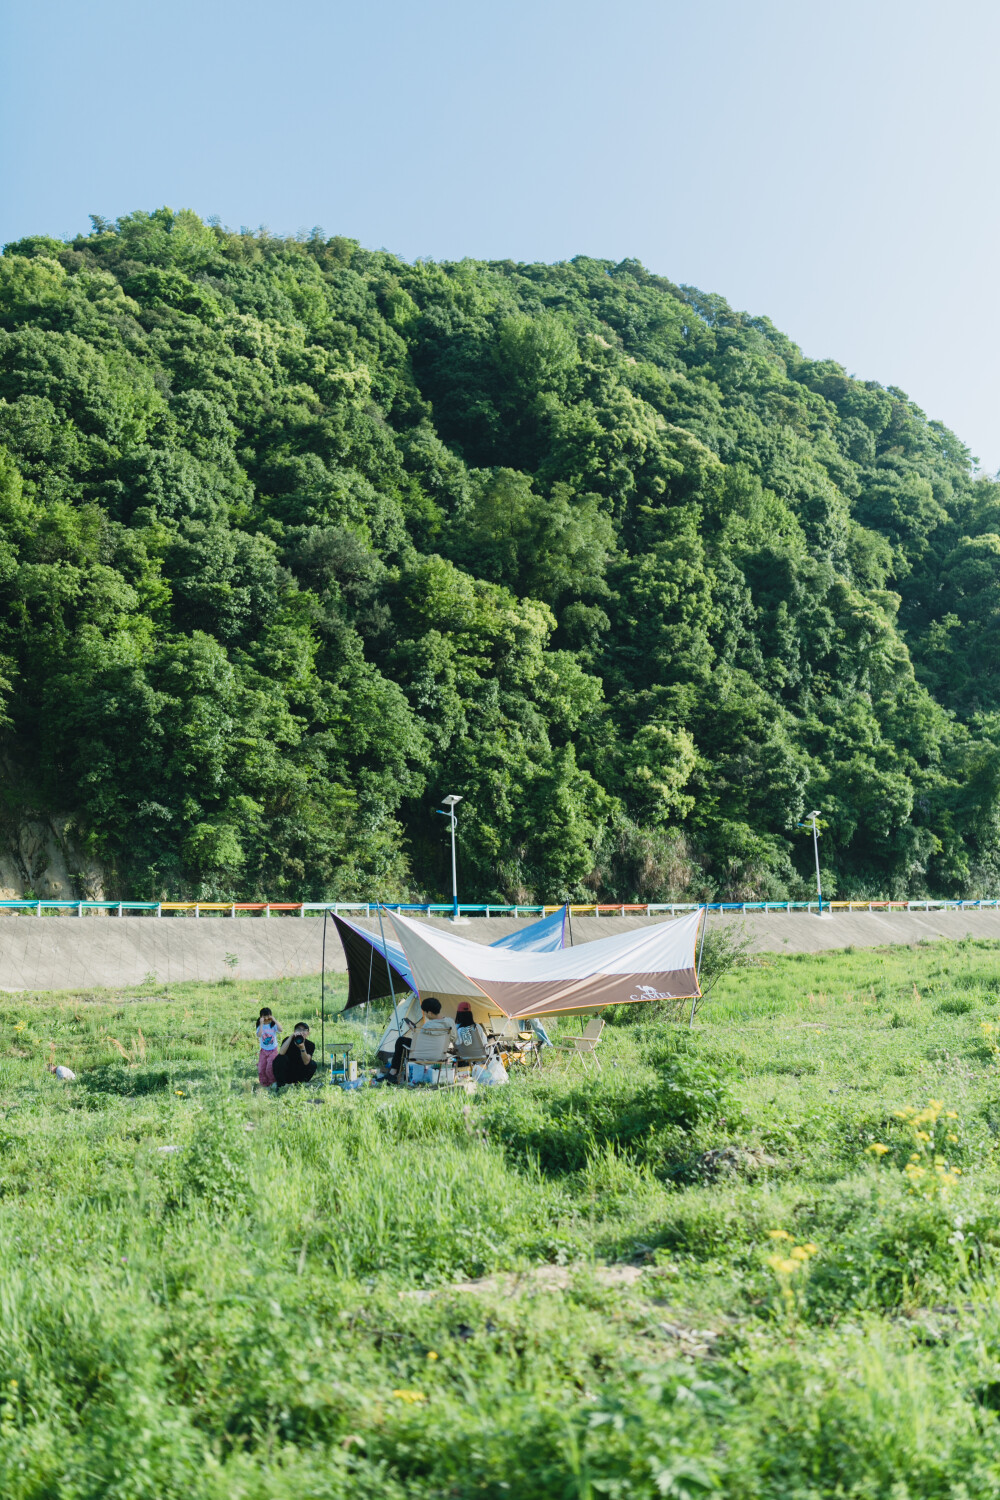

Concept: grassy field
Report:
left=3, top=939, right=1000, bottom=1496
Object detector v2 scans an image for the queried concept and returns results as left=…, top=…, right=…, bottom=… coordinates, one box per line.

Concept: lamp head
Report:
left=441, top=794, right=463, bottom=807
left=806, top=810, right=821, bottom=820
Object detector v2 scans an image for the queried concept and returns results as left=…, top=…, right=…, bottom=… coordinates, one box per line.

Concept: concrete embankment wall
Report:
left=1, top=906, right=1000, bottom=992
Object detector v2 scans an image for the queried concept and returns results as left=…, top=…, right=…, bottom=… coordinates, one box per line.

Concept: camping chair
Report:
left=454, top=1023, right=509, bottom=1086
left=454, top=1023, right=493, bottom=1066
left=551, top=1017, right=605, bottom=1072
left=492, top=1016, right=538, bottom=1066
left=405, top=1026, right=454, bottom=1085
left=508, top=1020, right=543, bottom=1069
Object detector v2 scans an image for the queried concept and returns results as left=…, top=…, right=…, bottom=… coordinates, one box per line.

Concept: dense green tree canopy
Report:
left=0, top=209, right=997, bottom=901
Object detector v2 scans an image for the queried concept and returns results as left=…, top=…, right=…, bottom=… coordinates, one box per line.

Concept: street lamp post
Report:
left=804, top=809, right=823, bottom=914
left=437, top=795, right=463, bottom=918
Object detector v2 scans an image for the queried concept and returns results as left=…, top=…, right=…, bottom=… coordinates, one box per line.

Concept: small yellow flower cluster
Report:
left=893, top=1100, right=946, bottom=1130
left=878, top=1101, right=963, bottom=1198
left=1, top=1378, right=18, bottom=1427
left=391, top=1389, right=427, bottom=1404
left=765, top=1230, right=818, bottom=1278
left=893, top=1102, right=959, bottom=1147
left=903, top=1155, right=962, bottom=1194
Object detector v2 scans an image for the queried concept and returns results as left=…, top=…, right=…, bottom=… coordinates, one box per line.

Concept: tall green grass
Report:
left=3, top=942, right=1000, bottom=1494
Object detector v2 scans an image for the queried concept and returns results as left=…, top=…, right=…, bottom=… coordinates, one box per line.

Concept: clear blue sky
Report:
left=5, top=0, right=999, bottom=466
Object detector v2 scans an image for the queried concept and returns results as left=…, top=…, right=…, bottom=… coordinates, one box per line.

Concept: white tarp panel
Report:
left=387, top=908, right=702, bottom=1018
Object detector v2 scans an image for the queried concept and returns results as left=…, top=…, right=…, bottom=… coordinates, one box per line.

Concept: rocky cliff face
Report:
left=0, top=814, right=104, bottom=900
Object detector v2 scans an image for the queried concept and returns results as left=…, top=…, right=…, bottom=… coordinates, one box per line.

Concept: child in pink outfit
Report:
left=255, top=1007, right=282, bottom=1086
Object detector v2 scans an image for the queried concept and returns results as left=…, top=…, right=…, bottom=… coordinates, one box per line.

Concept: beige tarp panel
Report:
left=386, top=909, right=703, bottom=1019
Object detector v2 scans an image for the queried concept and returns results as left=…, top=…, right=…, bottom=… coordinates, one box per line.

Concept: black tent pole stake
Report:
left=690, top=906, right=708, bottom=1028
left=321, top=908, right=327, bottom=1066
left=363, top=923, right=376, bottom=1060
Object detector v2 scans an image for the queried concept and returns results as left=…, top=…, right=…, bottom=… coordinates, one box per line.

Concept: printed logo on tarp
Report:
left=629, top=985, right=672, bottom=1002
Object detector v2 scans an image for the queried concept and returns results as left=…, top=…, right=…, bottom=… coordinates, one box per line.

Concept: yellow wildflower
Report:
left=868, top=1143, right=890, bottom=1156
left=391, top=1389, right=426, bottom=1404
left=767, top=1230, right=792, bottom=1241
left=426, top=1351, right=438, bottom=1361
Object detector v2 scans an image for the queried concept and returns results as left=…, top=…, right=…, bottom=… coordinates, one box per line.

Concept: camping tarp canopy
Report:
left=333, top=906, right=567, bottom=1010
left=386, top=907, right=703, bottom=1021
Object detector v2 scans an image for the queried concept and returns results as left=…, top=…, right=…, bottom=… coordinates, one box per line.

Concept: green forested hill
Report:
left=0, top=208, right=997, bottom=902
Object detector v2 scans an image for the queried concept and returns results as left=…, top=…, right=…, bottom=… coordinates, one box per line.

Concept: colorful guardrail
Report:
left=0, top=898, right=999, bottom=918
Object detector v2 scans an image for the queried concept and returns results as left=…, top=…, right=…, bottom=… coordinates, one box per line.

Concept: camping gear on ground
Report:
left=329, top=1044, right=355, bottom=1084
left=406, top=1024, right=455, bottom=1084
left=552, top=1017, right=605, bottom=1071
left=385, top=908, right=703, bottom=1021
left=471, top=1056, right=508, bottom=1086
left=521, top=1028, right=544, bottom=1069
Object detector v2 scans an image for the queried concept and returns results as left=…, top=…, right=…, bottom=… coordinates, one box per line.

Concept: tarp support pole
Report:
left=363, top=924, right=376, bottom=1062
left=377, top=904, right=407, bottom=1083
left=320, top=908, right=328, bottom=1068
left=690, top=905, right=708, bottom=1027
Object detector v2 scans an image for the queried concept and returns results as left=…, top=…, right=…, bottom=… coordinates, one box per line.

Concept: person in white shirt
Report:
left=395, top=997, right=458, bottom=1084
left=415, top=997, right=458, bottom=1047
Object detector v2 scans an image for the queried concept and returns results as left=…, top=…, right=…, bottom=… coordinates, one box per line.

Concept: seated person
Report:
left=388, top=1013, right=418, bottom=1080
left=389, top=997, right=458, bottom=1080
left=455, top=1001, right=475, bottom=1036
left=271, top=1022, right=317, bottom=1086
left=407, top=997, right=458, bottom=1084
left=415, top=996, right=457, bottom=1045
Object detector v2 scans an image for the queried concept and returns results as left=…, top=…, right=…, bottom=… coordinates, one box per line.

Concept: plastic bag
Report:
left=471, top=1057, right=508, bottom=1086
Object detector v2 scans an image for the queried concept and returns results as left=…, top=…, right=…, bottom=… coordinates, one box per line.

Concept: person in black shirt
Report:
left=272, top=1023, right=317, bottom=1086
